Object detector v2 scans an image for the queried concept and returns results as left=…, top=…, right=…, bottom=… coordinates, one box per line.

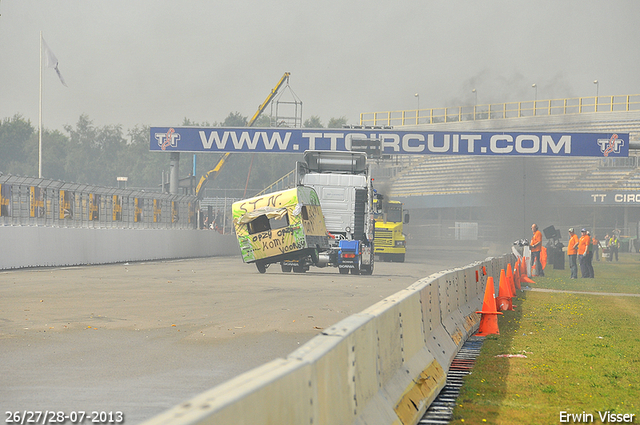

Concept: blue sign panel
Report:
left=150, top=127, right=629, bottom=157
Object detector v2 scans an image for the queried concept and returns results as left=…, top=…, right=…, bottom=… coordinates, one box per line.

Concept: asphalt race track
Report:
left=0, top=248, right=486, bottom=424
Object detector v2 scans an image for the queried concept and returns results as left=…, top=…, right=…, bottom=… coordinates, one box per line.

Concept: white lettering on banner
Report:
left=303, top=132, right=323, bottom=150
left=262, top=132, right=291, bottom=150
left=381, top=133, right=400, bottom=152
left=199, top=131, right=229, bottom=150
left=173, top=129, right=587, bottom=155
left=199, top=130, right=291, bottom=150
left=542, top=135, right=571, bottom=153
left=402, top=134, right=425, bottom=153
left=231, top=131, right=260, bottom=150
left=615, top=193, right=640, bottom=203
left=324, top=133, right=344, bottom=151
left=516, top=135, right=540, bottom=154
left=491, top=135, right=513, bottom=153
left=427, top=134, right=450, bottom=152
left=591, top=194, right=607, bottom=203
left=489, top=134, right=571, bottom=154
left=462, top=134, right=481, bottom=153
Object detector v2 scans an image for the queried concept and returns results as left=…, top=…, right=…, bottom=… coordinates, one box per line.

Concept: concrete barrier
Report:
left=141, top=254, right=513, bottom=425
left=0, top=226, right=238, bottom=270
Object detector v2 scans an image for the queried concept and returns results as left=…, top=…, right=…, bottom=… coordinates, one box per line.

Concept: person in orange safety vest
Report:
left=578, top=228, right=592, bottom=278
left=529, top=223, right=544, bottom=277
left=567, top=228, right=579, bottom=279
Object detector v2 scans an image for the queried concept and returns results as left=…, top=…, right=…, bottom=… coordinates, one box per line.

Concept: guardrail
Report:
left=360, top=94, right=640, bottom=127
left=0, top=175, right=197, bottom=229
left=141, top=253, right=514, bottom=425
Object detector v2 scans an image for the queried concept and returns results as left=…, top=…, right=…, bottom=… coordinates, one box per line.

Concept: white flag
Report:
left=42, top=37, right=67, bottom=87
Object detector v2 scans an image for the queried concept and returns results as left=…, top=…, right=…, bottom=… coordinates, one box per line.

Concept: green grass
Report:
left=532, top=254, right=640, bottom=295
left=452, top=253, right=640, bottom=424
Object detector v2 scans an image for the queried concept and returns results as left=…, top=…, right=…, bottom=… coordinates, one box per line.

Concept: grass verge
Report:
left=452, top=253, right=640, bottom=424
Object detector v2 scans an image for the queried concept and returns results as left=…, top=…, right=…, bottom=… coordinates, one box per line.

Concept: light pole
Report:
left=593, top=80, right=599, bottom=111
left=472, top=89, right=477, bottom=120
left=414, top=93, right=420, bottom=123
left=532, top=84, right=537, bottom=115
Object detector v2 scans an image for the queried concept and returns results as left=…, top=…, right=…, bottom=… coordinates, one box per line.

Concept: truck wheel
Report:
left=360, top=265, right=373, bottom=275
left=350, top=266, right=360, bottom=275
left=339, top=268, right=349, bottom=274
left=256, top=262, right=267, bottom=274
left=281, top=264, right=292, bottom=272
left=293, top=265, right=307, bottom=273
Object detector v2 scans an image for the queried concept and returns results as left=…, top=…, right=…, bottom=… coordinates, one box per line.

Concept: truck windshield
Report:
left=386, top=204, right=403, bottom=223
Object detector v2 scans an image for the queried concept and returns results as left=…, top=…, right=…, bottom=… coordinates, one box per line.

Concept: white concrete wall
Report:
left=0, top=226, right=238, bottom=270
left=141, top=254, right=514, bottom=425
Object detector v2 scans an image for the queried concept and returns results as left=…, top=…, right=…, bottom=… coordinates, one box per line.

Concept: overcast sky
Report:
left=2, top=1, right=639, bottom=133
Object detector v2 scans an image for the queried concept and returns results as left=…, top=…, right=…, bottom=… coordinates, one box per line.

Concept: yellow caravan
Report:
left=232, top=186, right=330, bottom=273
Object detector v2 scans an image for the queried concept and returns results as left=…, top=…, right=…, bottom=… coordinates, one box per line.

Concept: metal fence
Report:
left=0, top=175, right=197, bottom=229
left=360, top=94, right=640, bottom=127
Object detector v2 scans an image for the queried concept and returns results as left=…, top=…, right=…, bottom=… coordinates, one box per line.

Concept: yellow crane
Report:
left=194, top=72, right=291, bottom=199
left=194, top=152, right=230, bottom=199
left=247, top=72, right=290, bottom=126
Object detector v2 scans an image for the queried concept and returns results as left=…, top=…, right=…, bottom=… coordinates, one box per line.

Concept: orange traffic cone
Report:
left=513, top=260, right=522, bottom=291
left=496, top=269, right=513, bottom=311
left=521, top=274, right=536, bottom=284
left=476, top=276, right=503, bottom=336
left=506, top=265, right=518, bottom=308
left=506, top=264, right=516, bottom=293
left=520, top=256, right=535, bottom=284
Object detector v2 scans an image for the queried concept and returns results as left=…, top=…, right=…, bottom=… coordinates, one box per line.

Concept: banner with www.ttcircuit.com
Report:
left=149, top=127, right=629, bottom=157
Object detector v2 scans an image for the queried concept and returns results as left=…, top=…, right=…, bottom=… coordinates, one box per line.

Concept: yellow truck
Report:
left=232, top=186, right=330, bottom=273
left=374, top=199, right=408, bottom=262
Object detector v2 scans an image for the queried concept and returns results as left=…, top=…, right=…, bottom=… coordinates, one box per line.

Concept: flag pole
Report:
left=38, top=31, right=43, bottom=179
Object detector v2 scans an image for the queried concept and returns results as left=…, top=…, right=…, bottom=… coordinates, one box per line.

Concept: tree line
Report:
left=0, top=113, right=348, bottom=198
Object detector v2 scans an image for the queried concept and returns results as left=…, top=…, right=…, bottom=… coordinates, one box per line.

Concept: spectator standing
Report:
left=567, top=228, right=579, bottom=279
left=592, top=235, right=600, bottom=261
left=586, top=231, right=595, bottom=278
left=530, top=223, right=544, bottom=277
left=608, top=233, right=620, bottom=262
left=578, top=229, right=591, bottom=278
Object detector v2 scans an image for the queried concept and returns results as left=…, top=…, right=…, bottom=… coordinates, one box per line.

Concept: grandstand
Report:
left=361, top=96, right=640, bottom=247
left=386, top=155, right=640, bottom=197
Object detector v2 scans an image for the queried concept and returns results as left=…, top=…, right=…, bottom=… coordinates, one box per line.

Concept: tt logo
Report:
left=597, top=134, right=625, bottom=156
left=155, top=128, right=180, bottom=150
